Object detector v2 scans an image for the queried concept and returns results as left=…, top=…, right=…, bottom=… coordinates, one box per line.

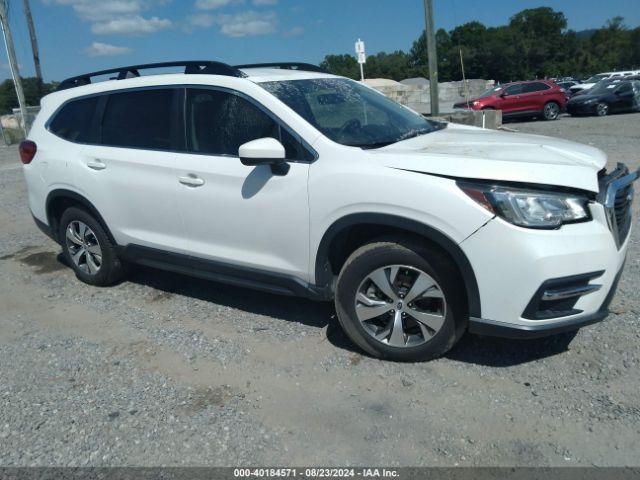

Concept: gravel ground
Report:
left=0, top=113, right=639, bottom=467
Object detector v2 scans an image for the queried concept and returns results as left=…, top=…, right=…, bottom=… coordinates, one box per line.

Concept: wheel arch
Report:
left=45, top=189, right=116, bottom=245
left=315, top=213, right=481, bottom=318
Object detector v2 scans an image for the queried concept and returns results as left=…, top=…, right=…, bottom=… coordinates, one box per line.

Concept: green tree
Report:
left=319, top=54, right=360, bottom=79
left=0, top=77, right=56, bottom=115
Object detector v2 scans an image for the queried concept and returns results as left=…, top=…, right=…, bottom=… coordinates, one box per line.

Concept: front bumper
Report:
left=461, top=197, right=632, bottom=338
left=567, top=102, right=598, bottom=115
left=468, top=266, right=623, bottom=338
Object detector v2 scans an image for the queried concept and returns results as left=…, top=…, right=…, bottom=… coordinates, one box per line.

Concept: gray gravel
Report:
left=0, top=113, right=639, bottom=467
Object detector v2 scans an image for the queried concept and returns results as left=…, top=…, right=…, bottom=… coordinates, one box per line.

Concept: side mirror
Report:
left=239, top=137, right=289, bottom=176
left=499, top=91, right=507, bottom=98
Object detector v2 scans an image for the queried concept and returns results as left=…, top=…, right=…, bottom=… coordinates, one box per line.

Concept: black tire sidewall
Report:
left=335, top=240, right=467, bottom=362
left=59, top=207, right=122, bottom=286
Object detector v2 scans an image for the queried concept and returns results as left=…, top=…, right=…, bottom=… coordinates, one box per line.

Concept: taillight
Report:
left=19, top=140, right=37, bottom=165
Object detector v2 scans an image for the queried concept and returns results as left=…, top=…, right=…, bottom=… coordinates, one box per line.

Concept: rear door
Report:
left=519, top=82, right=552, bottom=112
left=73, top=88, right=188, bottom=252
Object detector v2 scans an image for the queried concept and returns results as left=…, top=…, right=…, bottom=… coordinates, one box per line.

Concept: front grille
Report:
left=598, top=163, right=638, bottom=249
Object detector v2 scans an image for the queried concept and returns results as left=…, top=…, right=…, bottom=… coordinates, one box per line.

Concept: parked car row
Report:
left=453, top=74, right=640, bottom=121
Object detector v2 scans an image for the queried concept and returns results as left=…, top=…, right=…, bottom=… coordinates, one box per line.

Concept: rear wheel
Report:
left=542, top=101, right=560, bottom=120
left=59, top=207, right=126, bottom=286
left=596, top=102, right=609, bottom=117
left=334, top=238, right=467, bottom=362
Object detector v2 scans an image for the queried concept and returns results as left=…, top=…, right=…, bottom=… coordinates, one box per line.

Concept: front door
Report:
left=498, top=83, right=525, bottom=114
left=174, top=87, right=313, bottom=280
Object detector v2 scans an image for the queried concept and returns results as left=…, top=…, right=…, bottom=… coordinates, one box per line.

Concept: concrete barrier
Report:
left=366, top=78, right=495, bottom=114
left=433, top=109, right=502, bottom=130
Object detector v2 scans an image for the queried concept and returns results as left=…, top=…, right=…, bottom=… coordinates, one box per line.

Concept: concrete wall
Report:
left=365, top=78, right=495, bottom=114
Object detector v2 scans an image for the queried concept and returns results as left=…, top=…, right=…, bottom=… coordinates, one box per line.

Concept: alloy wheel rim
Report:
left=354, top=265, right=447, bottom=348
left=65, top=221, right=102, bottom=275
left=545, top=103, right=559, bottom=119
left=597, top=103, right=608, bottom=116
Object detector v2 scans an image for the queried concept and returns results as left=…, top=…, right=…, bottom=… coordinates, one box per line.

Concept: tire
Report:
left=334, top=237, right=467, bottom=362
left=596, top=102, right=609, bottom=117
left=542, top=101, right=560, bottom=121
left=59, top=207, right=127, bottom=286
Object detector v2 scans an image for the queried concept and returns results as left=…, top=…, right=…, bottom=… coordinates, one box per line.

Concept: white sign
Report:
left=355, top=39, right=366, bottom=64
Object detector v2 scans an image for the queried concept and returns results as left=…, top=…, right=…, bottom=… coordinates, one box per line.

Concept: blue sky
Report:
left=1, top=0, right=639, bottom=82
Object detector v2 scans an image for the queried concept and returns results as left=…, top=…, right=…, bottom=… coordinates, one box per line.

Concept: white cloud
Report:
left=181, top=13, right=216, bottom=32
left=253, top=0, right=278, bottom=5
left=194, top=0, right=236, bottom=10
left=83, top=42, right=132, bottom=57
left=283, top=26, right=303, bottom=37
left=215, top=11, right=277, bottom=37
left=186, top=13, right=216, bottom=28
left=92, top=15, right=172, bottom=35
left=45, top=0, right=172, bottom=36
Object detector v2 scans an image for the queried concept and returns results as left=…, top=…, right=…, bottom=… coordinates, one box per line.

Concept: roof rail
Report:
left=235, top=62, right=327, bottom=73
left=56, top=61, right=247, bottom=92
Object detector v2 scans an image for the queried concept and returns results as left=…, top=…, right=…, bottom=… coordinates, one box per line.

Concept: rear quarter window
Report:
left=48, top=96, right=99, bottom=143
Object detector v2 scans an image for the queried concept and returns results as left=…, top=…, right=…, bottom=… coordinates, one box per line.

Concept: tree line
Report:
left=320, top=7, right=640, bottom=83
left=0, top=7, right=638, bottom=115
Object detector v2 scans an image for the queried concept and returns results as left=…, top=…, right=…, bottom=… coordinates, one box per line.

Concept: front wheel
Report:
left=596, top=102, right=609, bottom=117
left=542, top=102, right=560, bottom=121
left=334, top=238, right=467, bottom=362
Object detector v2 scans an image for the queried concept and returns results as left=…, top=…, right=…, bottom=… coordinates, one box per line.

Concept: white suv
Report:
left=21, top=61, right=639, bottom=362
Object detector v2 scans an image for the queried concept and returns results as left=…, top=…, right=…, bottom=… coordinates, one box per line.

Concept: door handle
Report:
left=86, top=160, right=107, bottom=171
left=179, top=175, right=205, bottom=187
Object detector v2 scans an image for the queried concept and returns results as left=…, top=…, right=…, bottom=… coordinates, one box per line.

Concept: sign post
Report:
left=355, top=39, right=366, bottom=82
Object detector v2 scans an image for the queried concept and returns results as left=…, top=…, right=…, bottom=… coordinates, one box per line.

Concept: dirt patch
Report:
left=19, top=251, right=65, bottom=274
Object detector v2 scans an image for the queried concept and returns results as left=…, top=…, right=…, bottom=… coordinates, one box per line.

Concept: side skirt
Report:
left=116, top=244, right=331, bottom=302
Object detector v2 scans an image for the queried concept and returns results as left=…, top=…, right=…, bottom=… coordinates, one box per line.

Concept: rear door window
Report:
left=101, top=89, right=177, bottom=150
left=522, top=82, right=550, bottom=93
left=49, top=96, right=99, bottom=143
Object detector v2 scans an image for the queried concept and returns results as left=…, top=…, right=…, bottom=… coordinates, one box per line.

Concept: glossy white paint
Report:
left=239, top=137, right=285, bottom=160
left=23, top=68, right=632, bottom=333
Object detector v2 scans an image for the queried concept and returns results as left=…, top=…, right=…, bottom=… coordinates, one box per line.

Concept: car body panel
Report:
left=368, top=123, right=606, bottom=192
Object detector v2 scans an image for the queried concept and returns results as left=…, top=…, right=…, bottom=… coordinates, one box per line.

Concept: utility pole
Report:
left=423, top=0, right=439, bottom=116
left=0, top=0, right=29, bottom=135
left=23, top=0, right=41, bottom=81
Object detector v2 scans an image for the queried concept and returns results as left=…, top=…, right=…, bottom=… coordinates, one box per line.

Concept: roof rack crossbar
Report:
left=56, top=61, right=247, bottom=91
left=235, top=62, right=327, bottom=73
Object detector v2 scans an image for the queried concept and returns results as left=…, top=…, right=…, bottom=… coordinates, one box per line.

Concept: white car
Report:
left=570, top=70, right=640, bottom=94
left=21, top=61, right=639, bottom=362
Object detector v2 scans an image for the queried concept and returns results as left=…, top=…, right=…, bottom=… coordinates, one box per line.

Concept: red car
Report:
left=453, top=80, right=567, bottom=121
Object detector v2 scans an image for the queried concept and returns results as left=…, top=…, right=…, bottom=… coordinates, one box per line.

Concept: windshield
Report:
left=588, top=80, right=622, bottom=95
left=585, top=74, right=608, bottom=83
left=477, top=85, right=503, bottom=98
left=261, top=78, right=442, bottom=148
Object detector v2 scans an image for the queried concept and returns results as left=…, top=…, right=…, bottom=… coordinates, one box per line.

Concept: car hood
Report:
left=568, top=93, right=606, bottom=103
left=369, top=123, right=606, bottom=193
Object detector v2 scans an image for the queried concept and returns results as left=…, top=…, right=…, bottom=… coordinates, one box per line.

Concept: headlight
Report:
left=459, top=183, right=591, bottom=229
